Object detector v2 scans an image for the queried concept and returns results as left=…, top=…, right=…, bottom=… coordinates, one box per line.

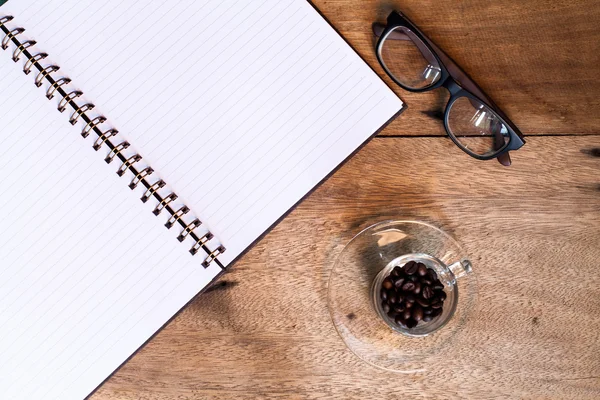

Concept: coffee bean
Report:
left=421, top=278, right=433, bottom=286
left=394, top=314, right=405, bottom=326
left=388, top=292, right=398, bottom=304
left=382, top=301, right=390, bottom=314
left=416, top=297, right=430, bottom=308
left=412, top=305, right=423, bottom=322
left=437, top=291, right=447, bottom=301
left=422, top=286, right=434, bottom=300
left=405, top=301, right=413, bottom=309
left=382, top=277, right=393, bottom=290
left=422, top=314, right=433, bottom=322
left=405, top=318, right=418, bottom=329
left=380, top=288, right=388, bottom=301
left=391, top=266, right=403, bottom=277
left=393, top=277, right=405, bottom=289
left=402, top=309, right=412, bottom=321
left=423, top=307, right=433, bottom=315
left=407, top=274, right=418, bottom=282
left=402, top=260, right=416, bottom=272
left=432, top=281, right=444, bottom=291
left=405, top=294, right=415, bottom=304
left=417, top=263, right=427, bottom=276
left=427, top=269, right=438, bottom=281
left=394, top=302, right=406, bottom=313
left=431, top=301, right=443, bottom=309
left=405, top=262, right=418, bottom=275
left=413, top=281, right=421, bottom=295
left=402, top=282, right=416, bottom=292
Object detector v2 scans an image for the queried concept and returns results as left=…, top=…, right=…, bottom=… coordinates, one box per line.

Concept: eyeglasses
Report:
left=373, top=11, right=525, bottom=166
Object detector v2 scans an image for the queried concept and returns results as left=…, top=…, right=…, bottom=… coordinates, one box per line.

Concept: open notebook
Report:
left=0, top=0, right=403, bottom=398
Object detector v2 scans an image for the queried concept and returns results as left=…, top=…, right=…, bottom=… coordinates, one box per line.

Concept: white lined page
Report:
left=6, top=0, right=403, bottom=268
left=0, top=10, right=222, bottom=400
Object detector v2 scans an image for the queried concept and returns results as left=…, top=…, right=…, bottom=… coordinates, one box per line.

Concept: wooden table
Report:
left=92, top=1, right=600, bottom=398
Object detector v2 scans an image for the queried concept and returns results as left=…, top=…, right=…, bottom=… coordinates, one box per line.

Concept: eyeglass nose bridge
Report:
left=443, top=79, right=462, bottom=96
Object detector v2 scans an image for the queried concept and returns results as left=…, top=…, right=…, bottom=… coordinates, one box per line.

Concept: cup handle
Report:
left=448, top=259, right=473, bottom=281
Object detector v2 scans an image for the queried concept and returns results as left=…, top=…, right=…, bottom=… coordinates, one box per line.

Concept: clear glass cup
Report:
left=327, top=220, right=477, bottom=372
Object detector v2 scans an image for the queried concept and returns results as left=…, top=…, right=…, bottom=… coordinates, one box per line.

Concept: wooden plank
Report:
left=91, top=136, right=600, bottom=399
left=309, top=0, right=600, bottom=136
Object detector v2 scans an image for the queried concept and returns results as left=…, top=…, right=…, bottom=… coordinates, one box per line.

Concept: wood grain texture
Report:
left=312, top=0, right=600, bottom=136
left=87, top=1, right=600, bottom=398
left=91, top=136, right=600, bottom=400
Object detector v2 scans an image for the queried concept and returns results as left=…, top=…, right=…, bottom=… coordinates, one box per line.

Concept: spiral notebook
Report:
left=0, top=0, right=403, bottom=399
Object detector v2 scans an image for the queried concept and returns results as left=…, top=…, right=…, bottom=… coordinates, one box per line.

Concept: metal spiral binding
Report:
left=69, top=103, right=94, bottom=125
left=0, top=16, right=226, bottom=269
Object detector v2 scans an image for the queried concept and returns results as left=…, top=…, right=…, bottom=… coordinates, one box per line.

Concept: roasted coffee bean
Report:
left=405, top=318, right=418, bottom=329
left=395, top=314, right=406, bottom=326
left=405, top=294, right=415, bottom=304
left=402, top=309, right=412, bottom=321
left=405, top=300, right=414, bottom=309
left=404, top=262, right=418, bottom=275
left=417, top=263, right=427, bottom=276
left=382, top=277, right=394, bottom=290
left=393, top=277, right=405, bottom=289
left=413, top=281, right=421, bottom=295
left=416, top=297, right=430, bottom=308
left=391, top=266, right=403, bottom=277
left=388, top=292, right=398, bottom=304
left=431, top=307, right=443, bottom=318
left=382, top=302, right=390, bottom=314
left=402, top=282, right=416, bottom=292
left=380, top=288, right=388, bottom=301
left=402, top=260, right=416, bottom=272
left=437, top=291, right=447, bottom=301
left=387, top=310, right=397, bottom=319
left=422, top=286, right=434, bottom=300
left=394, top=302, right=406, bottom=313
left=407, top=274, right=418, bottom=282
left=427, top=268, right=438, bottom=281
left=432, top=281, right=444, bottom=291
left=423, top=307, right=433, bottom=315
left=421, top=278, right=433, bottom=286
left=422, top=314, right=433, bottom=322
left=431, top=301, right=443, bottom=309
left=412, top=305, right=423, bottom=322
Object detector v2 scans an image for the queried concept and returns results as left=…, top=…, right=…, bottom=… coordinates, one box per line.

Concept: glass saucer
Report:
left=327, top=220, right=477, bottom=372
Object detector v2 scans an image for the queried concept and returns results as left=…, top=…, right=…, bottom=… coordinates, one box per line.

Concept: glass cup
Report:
left=371, top=253, right=472, bottom=337
left=327, top=220, right=477, bottom=372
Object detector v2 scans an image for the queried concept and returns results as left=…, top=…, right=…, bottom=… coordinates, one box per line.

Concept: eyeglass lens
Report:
left=447, top=96, right=510, bottom=156
left=379, top=26, right=442, bottom=90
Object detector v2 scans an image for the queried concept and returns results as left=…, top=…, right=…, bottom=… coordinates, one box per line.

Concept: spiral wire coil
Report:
left=0, top=16, right=226, bottom=269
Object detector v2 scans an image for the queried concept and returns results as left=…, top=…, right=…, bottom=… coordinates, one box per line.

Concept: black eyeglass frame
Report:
left=375, top=11, right=525, bottom=162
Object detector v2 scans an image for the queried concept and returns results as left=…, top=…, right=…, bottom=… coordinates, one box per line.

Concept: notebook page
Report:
left=0, top=23, right=222, bottom=400
left=5, top=0, right=403, bottom=267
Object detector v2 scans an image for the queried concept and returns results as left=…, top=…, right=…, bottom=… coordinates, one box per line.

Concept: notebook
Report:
left=0, top=0, right=404, bottom=398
